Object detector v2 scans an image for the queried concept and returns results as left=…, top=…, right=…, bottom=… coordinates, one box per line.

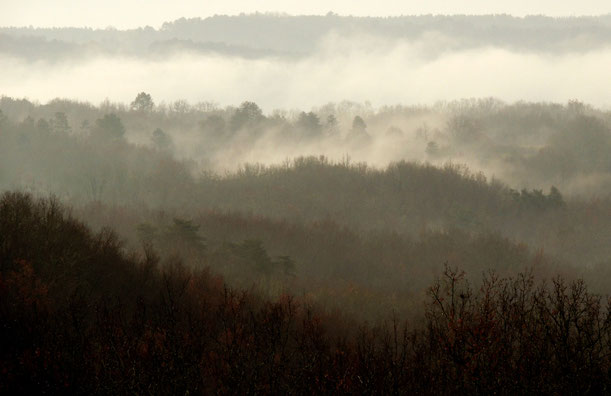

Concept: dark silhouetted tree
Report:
left=232, top=239, right=274, bottom=274
left=346, top=115, right=371, bottom=143
left=230, top=101, right=264, bottom=132
left=325, top=114, right=339, bottom=136
left=163, top=218, right=206, bottom=254
left=152, top=128, right=172, bottom=151
left=296, top=111, right=322, bottom=138
left=548, top=186, right=565, bottom=208
left=131, top=92, right=154, bottom=112
left=93, top=113, right=125, bottom=140
left=51, top=112, right=71, bottom=134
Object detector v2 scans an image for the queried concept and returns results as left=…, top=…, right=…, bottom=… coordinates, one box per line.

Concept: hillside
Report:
left=1, top=192, right=610, bottom=394
left=3, top=14, right=611, bottom=61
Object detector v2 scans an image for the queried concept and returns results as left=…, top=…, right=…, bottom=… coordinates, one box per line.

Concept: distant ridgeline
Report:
left=2, top=14, right=611, bottom=60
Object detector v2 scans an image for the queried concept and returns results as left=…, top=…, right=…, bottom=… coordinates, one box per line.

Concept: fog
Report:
left=4, top=11, right=611, bottom=393
left=4, top=28, right=611, bottom=186
left=1, top=33, right=611, bottom=110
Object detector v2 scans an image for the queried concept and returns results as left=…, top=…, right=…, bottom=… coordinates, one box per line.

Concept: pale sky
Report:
left=1, top=0, right=610, bottom=28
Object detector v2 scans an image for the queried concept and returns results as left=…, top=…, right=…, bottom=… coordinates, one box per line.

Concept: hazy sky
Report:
left=1, top=0, right=610, bottom=28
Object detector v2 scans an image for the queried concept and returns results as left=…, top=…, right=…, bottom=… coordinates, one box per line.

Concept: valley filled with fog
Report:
left=2, top=13, right=611, bottom=395
left=3, top=15, right=611, bottom=108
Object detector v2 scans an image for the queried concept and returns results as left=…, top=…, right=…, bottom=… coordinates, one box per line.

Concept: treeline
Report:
left=2, top=95, right=611, bottom=197
left=2, top=96, right=611, bottom=281
left=1, top=192, right=609, bottom=394
left=3, top=14, right=611, bottom=61
left=81, top=200, right=549, bottom=321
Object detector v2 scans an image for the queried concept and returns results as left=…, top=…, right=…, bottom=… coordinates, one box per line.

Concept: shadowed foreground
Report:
left=1, top=192, right=609, bottom=394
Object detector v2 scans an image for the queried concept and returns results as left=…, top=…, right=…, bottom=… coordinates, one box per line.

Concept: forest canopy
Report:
left=2, top=10, right=611, bottom=395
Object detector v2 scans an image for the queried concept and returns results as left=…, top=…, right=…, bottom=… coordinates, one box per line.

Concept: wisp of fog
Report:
left=2, top=32, right=611, bottom=110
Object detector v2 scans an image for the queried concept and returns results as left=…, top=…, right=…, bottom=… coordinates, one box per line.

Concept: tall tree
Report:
left=229, top=101, right=264, bottom=132
left=130, top=92, right=154, bottom=112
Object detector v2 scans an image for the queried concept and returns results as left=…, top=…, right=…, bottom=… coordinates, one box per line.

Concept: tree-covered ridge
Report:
left=3, top=96, right=611, bottom=196
left=3, top=14, right=611, bottom=61
left=1, top=192, right=609, bottom=394
left=1, top=96, right=611, bottom=269
left=4, top=8, right=611, bottom=393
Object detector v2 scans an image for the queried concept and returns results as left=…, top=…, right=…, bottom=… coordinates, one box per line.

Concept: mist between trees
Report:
left=1, top=191, right=610, bottom=394
left=1, top=94, right=611, bottom=301
left=1, top=92, right=611, bottom=393
left=5, top=15, right=611, bottom=111
left=3, top=12, right=611, bottom=394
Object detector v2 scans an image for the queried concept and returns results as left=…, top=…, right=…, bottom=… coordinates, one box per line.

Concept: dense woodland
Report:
left=2, top=65, right=611, bottom=392
left=1, top=192, right=610, bottom=394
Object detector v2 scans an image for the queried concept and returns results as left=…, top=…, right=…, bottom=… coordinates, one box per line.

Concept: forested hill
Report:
left=2, top=97, right=611, bottom=266
left=2, top=14, right=611, bottom=60
left=2, top=192, right=610, bottom=394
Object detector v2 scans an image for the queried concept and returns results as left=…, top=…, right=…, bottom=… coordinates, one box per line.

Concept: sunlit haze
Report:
left=1, top=0, right=610, bottom=28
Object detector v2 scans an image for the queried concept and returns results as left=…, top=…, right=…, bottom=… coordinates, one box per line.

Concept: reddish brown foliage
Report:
left=1, top=193, right=610, bottom=394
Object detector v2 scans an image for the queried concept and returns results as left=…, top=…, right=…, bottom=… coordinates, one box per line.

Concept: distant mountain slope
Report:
left=2, top=14, right=611, bottom=61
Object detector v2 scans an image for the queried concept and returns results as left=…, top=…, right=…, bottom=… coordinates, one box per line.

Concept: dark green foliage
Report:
left=226, top=239, right=297, bottom=276
left=230, top=239, right=275, bottom=274
left=1, top=96, right=610, bottom=272
left=130, top=92, right=154, bottom=112
left=151, top=127, right=172, bottom=150
left=138, top=219, right=207, bottom=258
left=85, top=198, right=552, bottom=321
left=93, top=113, right=125, bottom=140
left=347, top=115, right=370, bottom=143
left=229, top=101, right=264, bottom=132
left=296, top=111, right=322, bottom=138
left=165, top=218, right=206, bottom=251
left=0, top=107, right=193, bottom=205
left=510, top=186, right=565, bottom=211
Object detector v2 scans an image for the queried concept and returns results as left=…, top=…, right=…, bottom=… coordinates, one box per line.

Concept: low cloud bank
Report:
left=2, top=34, right=611, bottom=110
